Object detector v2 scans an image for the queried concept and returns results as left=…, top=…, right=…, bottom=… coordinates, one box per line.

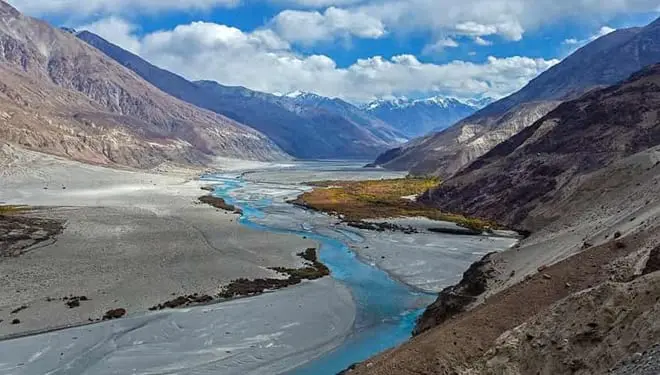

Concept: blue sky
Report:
left=8, top=0, right=660, bottom=103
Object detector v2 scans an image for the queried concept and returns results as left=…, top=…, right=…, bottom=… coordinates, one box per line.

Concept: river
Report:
left=203, top=166, right=434, bottom=374
left=0, top=161, right=516, bottom=375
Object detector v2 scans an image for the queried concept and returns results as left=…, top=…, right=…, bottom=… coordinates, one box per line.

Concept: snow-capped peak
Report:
left=416, top=96, right=455, bottom=107
left=462, top=97, right=496, bottom=108
left=364, top=98, right=410, bottom=110
left=283, top=90, right=327, bottom=101
left=364, top=95, right=495, bottom=111
left=285, top=90, right=306, bottom=98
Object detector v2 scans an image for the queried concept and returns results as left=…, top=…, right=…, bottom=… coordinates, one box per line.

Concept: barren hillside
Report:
left=0, top=1, right=287, bottom=168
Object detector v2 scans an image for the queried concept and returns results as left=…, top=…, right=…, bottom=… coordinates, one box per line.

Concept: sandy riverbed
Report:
left=240, top=170, right=519, bottom=294
left=0, top=146, right=332, bottom=338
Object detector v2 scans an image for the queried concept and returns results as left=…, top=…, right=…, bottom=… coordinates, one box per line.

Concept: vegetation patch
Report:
left=428, top=226, right=483, bottom=236
left=217, top=277, right=298, bottom=299
left=270, top=248, right=331, bottom=281
left=64, top=295, right=90, bottom=309
left=345, top=220, right=418, bottom=234
left=0, top=209, right=64, bottom=258
left=292, top=178, right=497, bottom=232
left=103, top=308, right=127, bottom=320
left=149, top=294, right=214, bottom=310
left=0, top=205, right=30, bottom=215
left=198, top=194, right=243, bottom=215
left=151, top=248, right=330, bottom=308
left=219, top=248, right=330, bottom=299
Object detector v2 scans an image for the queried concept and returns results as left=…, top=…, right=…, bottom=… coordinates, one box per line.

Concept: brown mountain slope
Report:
left=375, top=17, right=660, bottom=177
left=375, top=101, right=560, bottom=176
left=0, top=1, right=286, bottom=168
left=347, top=64, right=660, bottom=375
left=420, top=62, right=660, bottom=232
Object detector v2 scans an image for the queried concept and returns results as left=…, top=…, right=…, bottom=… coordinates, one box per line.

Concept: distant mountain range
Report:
left=363, top=96, right=493, bottom=138
left=373, top=16, right=660, bottom=176
left=76, top=31, right=407, bottom=160
left=0, top=1, right=287, bottom=168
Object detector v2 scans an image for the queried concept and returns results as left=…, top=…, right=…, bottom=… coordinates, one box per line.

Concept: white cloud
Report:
left=562, top=25, right=617, bottom=46
left=597, top=26, right=617, bottom=37
left=270, top=7, right=386, bottom=44
left=10, top=0, right=658, bottom=45
left=422, top=37, right=459, bottom=55
left=81, top=18, right=559, bottom=103
left=7, top=0, right=239, bottom=17
left=288, top=0, right=657, bottom=44
left=269, top=0, right=363, bottom=7
left=455, top=20, right=523, bottom=41
left=473, top=36, right=493, bottom=46
left=78, top=17, right=142, bottom=54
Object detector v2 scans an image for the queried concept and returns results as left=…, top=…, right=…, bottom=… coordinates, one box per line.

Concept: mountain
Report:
left=346, top=63, right=660, bottom=375
left=420, top=62, right=660, bottom=231
left=277, top=91, right=407, bottom=145
left=374, top=17, right=660, bottom=177
left=77, top=31, right=407, bottom=160
left=0, top=1, right=286, bottom=168
left=363, top=96, right=490, bottom=138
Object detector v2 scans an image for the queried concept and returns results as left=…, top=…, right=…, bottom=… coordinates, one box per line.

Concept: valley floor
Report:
left=0, top=148, right=520, bottom=374
left=0, top=144, right=319, bottom=338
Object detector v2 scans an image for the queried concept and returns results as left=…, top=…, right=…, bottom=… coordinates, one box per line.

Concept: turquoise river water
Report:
left=203, top=173, right=435, bottom=375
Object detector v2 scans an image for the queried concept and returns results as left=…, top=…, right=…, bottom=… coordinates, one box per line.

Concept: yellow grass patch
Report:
left=295, top=178, right=497, bottom=231
left=0, top=205, right=30, bottom=215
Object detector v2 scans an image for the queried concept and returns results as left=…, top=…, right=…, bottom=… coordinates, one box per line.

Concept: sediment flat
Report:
left=0, top=277, right=355, bottom=375
left=0, top=148, right=327, bottom=338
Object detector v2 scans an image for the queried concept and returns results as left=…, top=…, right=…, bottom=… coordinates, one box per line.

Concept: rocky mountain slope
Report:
left=0, top=1, right=286, bottom=168
left=374, top=17, right=660, bottom=177
left=364, top=96, right=489, bottom=138
left=421, top=62, right=660, bottom=231
left=347, top=64, right=660, bottom=375
left=77, top=31, right=406, bottom=159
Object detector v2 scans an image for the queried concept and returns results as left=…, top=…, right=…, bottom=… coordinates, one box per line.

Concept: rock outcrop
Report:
left=413, top=252, right=497, bottom=335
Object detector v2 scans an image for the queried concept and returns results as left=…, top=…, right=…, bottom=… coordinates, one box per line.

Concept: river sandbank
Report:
left=0, top=146, right=322, bottom=338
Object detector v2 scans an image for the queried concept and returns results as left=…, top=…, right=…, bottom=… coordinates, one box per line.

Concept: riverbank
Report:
left=0, top=276, right=356, bottom=375
left=286, top=177, right=518, bottom=293
left=0, top=147, right=318, bottom=338
left=344, top=148, right=660, bottom=375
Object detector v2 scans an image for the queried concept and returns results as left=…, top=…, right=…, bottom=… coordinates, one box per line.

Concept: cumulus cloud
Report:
left=78, top=17, right=142, bottom=54
left=269, top=0, right=363, bottom=7
left=473, top=36, right=493, bottom=46
left=270, top=7, right=386, bottom=44
left=80, top=19, right=559, bottom=103
left=7, top=0, right=239, bottom=17
left=563, top=26, right=617, bottom=46
left=455, top=20, right=524, bottom=41
left=10, top=0, right=658, bottom=45
left=296, top=0, right=657, bottom=43
left=422, top=37, right=459, bottom=55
